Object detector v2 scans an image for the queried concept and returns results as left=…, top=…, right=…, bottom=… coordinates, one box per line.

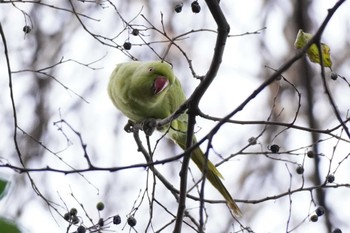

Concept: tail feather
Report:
left=191, top=147, right=242, bottom=217
left=182, top=144, right=242, bottom=217
left=168, top=120, right=242, bottom=216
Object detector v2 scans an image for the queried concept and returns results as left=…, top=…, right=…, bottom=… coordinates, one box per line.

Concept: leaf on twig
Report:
left=294, top=29, right=332, bottom=68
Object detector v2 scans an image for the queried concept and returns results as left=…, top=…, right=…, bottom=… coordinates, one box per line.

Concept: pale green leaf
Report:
left=294, top=29, right=332, bottom=68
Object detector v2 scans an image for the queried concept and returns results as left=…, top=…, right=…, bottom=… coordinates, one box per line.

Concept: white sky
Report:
left=1, top=0, right=350, bottom=233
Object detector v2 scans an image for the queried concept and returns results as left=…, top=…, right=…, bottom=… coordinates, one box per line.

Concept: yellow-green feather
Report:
left=169, top=118, right=242, bottom=217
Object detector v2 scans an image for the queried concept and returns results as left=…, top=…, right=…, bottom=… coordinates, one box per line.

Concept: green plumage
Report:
left=108, top=61, right=241, bottom=216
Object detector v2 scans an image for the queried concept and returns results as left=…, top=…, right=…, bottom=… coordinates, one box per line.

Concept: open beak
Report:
left=153, top=76, right=169, bottom=94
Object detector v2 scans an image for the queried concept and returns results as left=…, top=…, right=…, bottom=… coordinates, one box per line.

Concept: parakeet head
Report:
left=108, top=60, right=180, bottom=122
left=134, top=61, right=175, bottom=97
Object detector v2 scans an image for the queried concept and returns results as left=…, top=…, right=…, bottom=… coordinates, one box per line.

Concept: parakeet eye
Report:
left=148, top=67, right=153, bottom=72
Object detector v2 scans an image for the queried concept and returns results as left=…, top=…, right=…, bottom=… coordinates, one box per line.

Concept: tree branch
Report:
left=173, top=0, right=230, bottom=232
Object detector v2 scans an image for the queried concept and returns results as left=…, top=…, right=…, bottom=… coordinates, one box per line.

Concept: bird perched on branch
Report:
left=108, top=60, right=241, bottom=217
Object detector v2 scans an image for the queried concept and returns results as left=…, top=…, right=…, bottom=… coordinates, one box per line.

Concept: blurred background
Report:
left=0, top=0, right=350, bottom=232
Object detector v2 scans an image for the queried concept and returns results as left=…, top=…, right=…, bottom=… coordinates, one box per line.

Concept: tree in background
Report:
left=0, top=0, right=349, bottom=232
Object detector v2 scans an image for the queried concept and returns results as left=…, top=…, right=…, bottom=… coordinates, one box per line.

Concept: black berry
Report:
left=70, top=208, right=78, bottom=216
left=23, top=25, right=31, bottom=34
left=127, top=216, right=137, bottom=227
left=113, top=215, right=121, bottom=225
left=123, top=42, right=132, bottom=50
left=191, top=1, right=201, bottom=13
left=131, top=28, right=139, bottom=36
left=77, top=225, right=86, bottom=233
left=315, top=206, right=325, bottom=216
left=327, top=174, right=335, bottom=183
left=72, top=215, right=79, bottom=224
left=332, top=228, right=342, bottom=233
left=64, top=212, right=70, bottom=221
left=296, top=165, right=304, bottom=174
left=270, top=144, right=280, bottom=153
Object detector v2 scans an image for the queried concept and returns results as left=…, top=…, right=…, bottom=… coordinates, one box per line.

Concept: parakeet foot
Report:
left=141, top=118, right=157, bottom=136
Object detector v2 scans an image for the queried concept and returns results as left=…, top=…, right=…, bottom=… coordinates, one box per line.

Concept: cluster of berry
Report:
left=63, top=202, right=137, bottom=233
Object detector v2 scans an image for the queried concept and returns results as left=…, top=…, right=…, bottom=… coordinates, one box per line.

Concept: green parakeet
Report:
left=108, top=61, right=241, bottom=217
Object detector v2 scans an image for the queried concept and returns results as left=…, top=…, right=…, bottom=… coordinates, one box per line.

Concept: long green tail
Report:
left=178, top=142, right=242, bottom=217
left=166, top=118, right=242, bottom=216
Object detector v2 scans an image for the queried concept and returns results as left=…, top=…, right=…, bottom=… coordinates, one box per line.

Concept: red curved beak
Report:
left=153, top=76, right=169, bottom=94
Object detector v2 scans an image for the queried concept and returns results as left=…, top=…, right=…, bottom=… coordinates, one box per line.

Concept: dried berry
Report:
left=310, top=214, right=318, bottom=222
left=191, top=1, right=201, bottom=13
left=174, top=3, right=183, bottom=13
left=307, top=150, right=315, bottom=158
left=127, top=216, right=137, bottom=227
left=270, top=144, right=280, bottom=153
left=113, top=215, right=121, bottom=225
left=248, top=137, right=257, bottom=145
left=123, top=42, right=132, bottom=50
left=330, top=72, right=338, bottom=80
left=96, top=202, right=105, bottom=211
left=98, top=218, right=104, bottom=227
